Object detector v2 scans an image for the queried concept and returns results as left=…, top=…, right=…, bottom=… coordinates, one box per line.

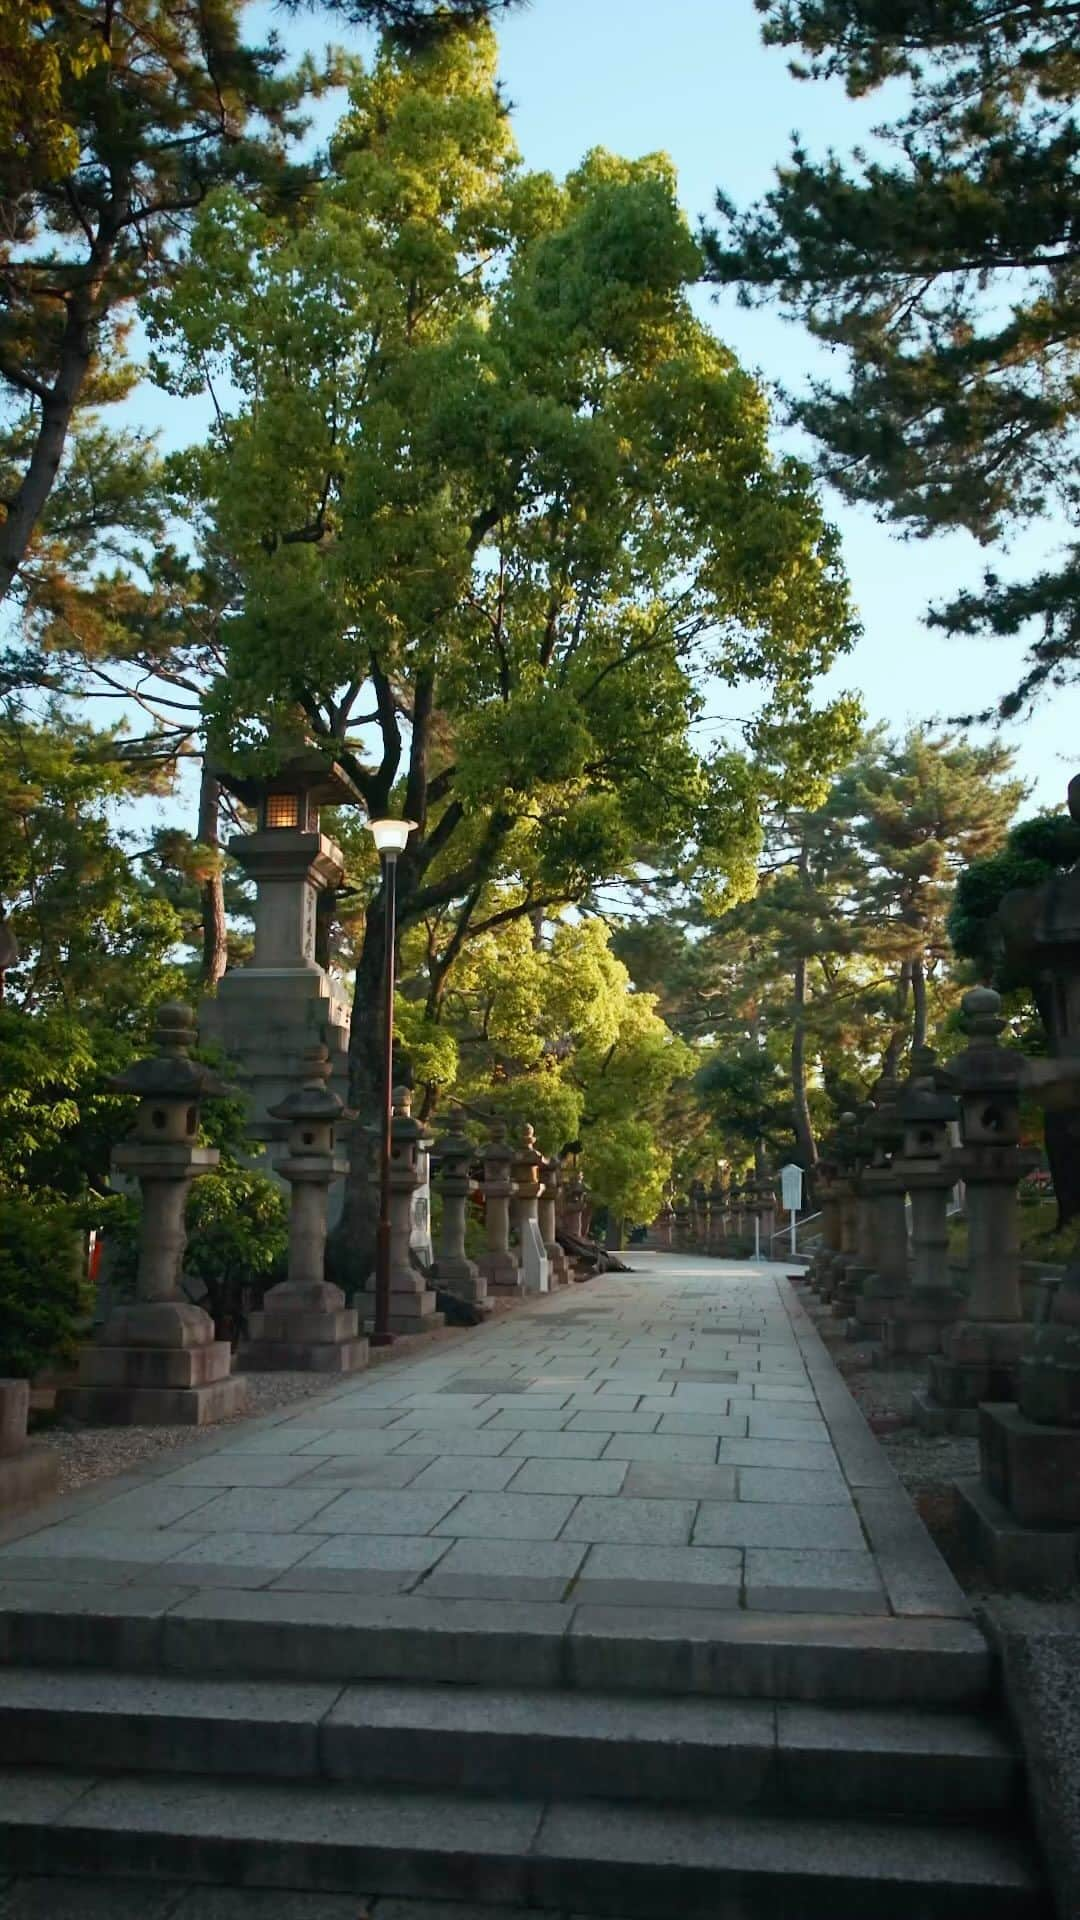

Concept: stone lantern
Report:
left=852, top=1073, right=909, bottom=1335
left=512, top=1123, right=550, bottom=1293
left=59, top=1004, right=248, bottom=1426
left=357, top=1088, right=443, bottom=1335
left=539, top=1154, right=571, bottom=1287
left=809, top=1145, right=841, bottom=1294
left=478, top=1121, right=521, bottom=1296
left=832, top=1104, right=876, bottom=1319
left=879, top=1049, right=963, bottom=1362
left=916, top=989, right=1040, bottom=1430
left=689, top=1178, right=708, bottom=1249
left=431, top=1111, right=490, bottom=1312
left=708, top=1173, right=726, bottom=1256
left=200, top=751, right=361, bottom=1161
left=957, top=1262, right=1080, bottom=1586
left=673, top=1194, right=691, bottom=1251
left=821, top=1114, right=859, bottom=1304
left=756, top=1167, right=778, bottom=1261
left=240, top=1044, right=367, bottom=1373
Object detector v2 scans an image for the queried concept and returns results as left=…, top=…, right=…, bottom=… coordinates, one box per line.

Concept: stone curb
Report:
left=780, top=1283, right=975, bottom=1624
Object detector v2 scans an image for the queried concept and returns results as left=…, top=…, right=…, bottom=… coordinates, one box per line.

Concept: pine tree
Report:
left=705, top=1, right=1080, bottom=717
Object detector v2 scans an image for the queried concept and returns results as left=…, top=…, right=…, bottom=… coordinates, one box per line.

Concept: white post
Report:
left=790, top=1209, right=797, bottom=1257
left=754, top=1215, right=761, bottom=1260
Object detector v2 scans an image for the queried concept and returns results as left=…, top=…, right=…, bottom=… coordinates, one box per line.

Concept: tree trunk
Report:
left=911, top=953, right=928, bottom=1052
left=335, top=882, right=393, bottom=1285
left=197, top=764, right=228, bottom=988
left=790, top=950, right=818, bottom=1197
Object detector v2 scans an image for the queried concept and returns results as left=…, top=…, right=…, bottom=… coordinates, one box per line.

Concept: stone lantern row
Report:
left=667, top=1171, right=780, bottom=1261
left=806, top=985, right=1080, bottom=1589
left=59, top=1010, right=588, bottom=1427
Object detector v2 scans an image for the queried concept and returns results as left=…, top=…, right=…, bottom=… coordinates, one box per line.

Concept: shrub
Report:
left=0, top=1192, right=108, bottom=1380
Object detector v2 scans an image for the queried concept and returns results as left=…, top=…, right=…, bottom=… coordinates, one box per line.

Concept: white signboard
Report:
left=521, top=1219, right=550, bottom=1294
left=780, top=1163, right=804, bottom=1212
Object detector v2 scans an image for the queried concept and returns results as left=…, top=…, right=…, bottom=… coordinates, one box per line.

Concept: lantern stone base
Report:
left=355, top=1285, right=444, bottom=1337
left=954, top=1475, right=1080, bottom=1591
left=479, top=1253, right=523, bottom=1298
left=977, top=1401, right=1080, bottom=1529
left=56, top=1299, right=249, bottom=1427
left=0, top=1443, right=60, bottom=1517
left=917, top=1320, right=1026, bottom=1425
left=239, top=1281, right=369, bottom=1374
left=875, top=1289, right=961, bottom=1365
left=909, top=1386, right=978, bottom=1437
left=431, top=1257, right=492, bottom=1313
left=0, top=1381, right=60, bottom=1517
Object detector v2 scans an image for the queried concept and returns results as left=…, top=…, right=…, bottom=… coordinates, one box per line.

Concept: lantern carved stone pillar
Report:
left=833, top=1107, right=876, bottom=1318
left=478, top=1123, right=521, bottom=1296
left=708, top=1177, right=726, bottom=1256
left=915, top=991, right=1039, bottom=1432
left=357, top=1088, right=443, bottom=1336
left=956, top=1262, right=1080, bottom=1586
left=199, top=753, right=359, bottom=1167
left=512, top=1124, right=550, bottom=1294
left=852, top=1076, right=909, bottom=1335
left=240, top=1045, right=367, bottom=1373
left=432, top=1115, right=490, bottom=1312
left=59, top=1004, right=248, bottom=1426
left=879, top=1050, right=962, bottom=1363
left=540, top=1155, right=571, bottom=1287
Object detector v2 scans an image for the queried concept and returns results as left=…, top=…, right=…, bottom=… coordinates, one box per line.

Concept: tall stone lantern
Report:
left=708, top=1173, right=726, bottom=1256
left=512, top=1123, right=550, bottom=1293
left=240, top=1044, right=367, bottom=1373
left=852, top=1074, right=909, bottom=1335
left=200, top=751, right=361, bottom=1159
left=478, top=1121, right=521, bottom=1296
left=916, top=989, right=1040, bottom=1429
left=356, top=1088, right=443, bottom=1335
left=539, top=1154, right=571, bottom=1287
left=880, top=1049, right=962, bottom=1362
left=59, top=1004, right=248, bottom=1426
left=431, top=1111, right=490, bottom=1312
left=833, top=1105, right=876, bottom=1318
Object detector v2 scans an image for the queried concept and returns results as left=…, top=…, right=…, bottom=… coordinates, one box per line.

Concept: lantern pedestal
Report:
left=58, top=1008, right=249, bottom=1428
left=243, top=1280, right=368, bottom=1373
left=60, top=1298, right=246, bottom=1426
left=912, top=1319, right=1028, bottom=1435
left=877, top=1287, right=962, bottom=1363
left=0, top=1380, right=59, bottom=1518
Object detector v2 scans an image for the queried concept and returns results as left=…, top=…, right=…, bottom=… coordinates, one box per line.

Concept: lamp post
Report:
left=365, top=815, right=417, bottom=1345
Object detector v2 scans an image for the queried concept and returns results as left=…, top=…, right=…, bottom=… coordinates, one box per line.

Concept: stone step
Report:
left=0, top=1587, right=994, bottom=1705
left=0, top=1768, right=1044, bottom=1919
left=0, top=1668, right=1021, bottom=1818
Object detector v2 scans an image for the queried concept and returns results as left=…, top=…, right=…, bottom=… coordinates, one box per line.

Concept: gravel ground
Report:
left=37, top=1370, right=346, bottom=1494
left=32, top=1313, right=487, bottom=1496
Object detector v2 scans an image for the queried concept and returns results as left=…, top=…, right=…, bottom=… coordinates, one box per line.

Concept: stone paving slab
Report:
left=0, top=1255, right=970, bottom=1624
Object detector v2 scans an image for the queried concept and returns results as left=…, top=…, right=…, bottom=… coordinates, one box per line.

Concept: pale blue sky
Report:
left=132, top=0, right=1075, bottom=813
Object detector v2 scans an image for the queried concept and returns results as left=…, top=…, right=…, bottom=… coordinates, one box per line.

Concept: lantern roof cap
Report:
left=433, top=1107, right=476, bottom=1161
left=108, top=1003, right=236, bottom=1102
left=268, top=1043, right=348, bottom=1125
left=214, top=748, right=364, bottom=811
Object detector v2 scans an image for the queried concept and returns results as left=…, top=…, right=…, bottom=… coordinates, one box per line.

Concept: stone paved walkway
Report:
left=0, top=1255, right=968, bottom=1621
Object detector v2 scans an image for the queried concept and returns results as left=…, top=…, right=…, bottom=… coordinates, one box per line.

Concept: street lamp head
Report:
left=367, top=816, right=417, bottom=857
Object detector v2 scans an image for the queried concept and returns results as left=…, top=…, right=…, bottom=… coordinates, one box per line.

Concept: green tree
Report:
left=0, top=0, right=516, bottom=612
left=705, top=1, right=1080, bottom=717
left=151, top=25, right=858, bottom=1259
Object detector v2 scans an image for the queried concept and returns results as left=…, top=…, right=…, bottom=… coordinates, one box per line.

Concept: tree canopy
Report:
left=705, top=0, right=1080, bottom=719
left=146, top=22, right=859, bottom=1241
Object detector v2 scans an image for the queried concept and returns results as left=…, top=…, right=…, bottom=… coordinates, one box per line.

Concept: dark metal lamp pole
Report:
left=365, top=816, right=417, bottom=1348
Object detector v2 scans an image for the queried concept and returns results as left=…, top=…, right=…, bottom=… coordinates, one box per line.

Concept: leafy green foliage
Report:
left=706, top=0, right=1080, bottom=717
left=0, top=1191, right=105, bottom=1379
left=149, top=24, right=857, bottom=1170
